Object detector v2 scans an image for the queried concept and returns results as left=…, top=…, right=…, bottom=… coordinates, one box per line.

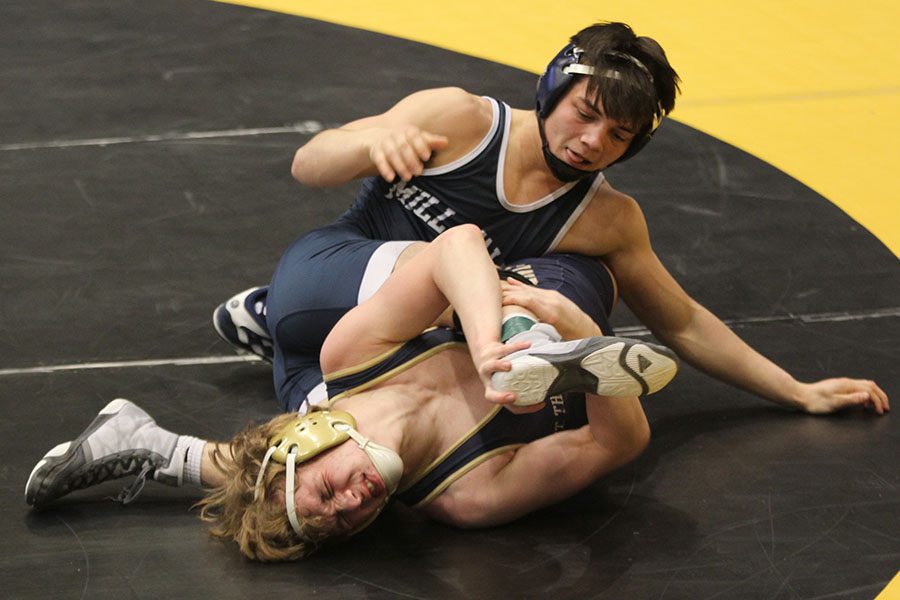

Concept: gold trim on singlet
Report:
left=411, top=444, right=525, bottom=509
left=398, top=404, right=504, bottom=493
left=325, top=340, right=467, bottom=403
left=323, top=343, right=404, bottom=382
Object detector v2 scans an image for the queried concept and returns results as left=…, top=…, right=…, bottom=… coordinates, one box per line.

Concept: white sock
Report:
left=182, top=436, right=207, bottom=487
left=154, top=435, right=207, bottom=487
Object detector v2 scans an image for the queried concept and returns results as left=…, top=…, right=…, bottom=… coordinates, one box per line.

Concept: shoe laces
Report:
left=112, top=463, right=154, bottom=505
left=61, top=451, right=159, bottom=502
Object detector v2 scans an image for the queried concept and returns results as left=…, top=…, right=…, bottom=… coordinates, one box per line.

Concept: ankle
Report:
left=501, top=313, right=536, bottom=342
left=154, top=435, right=207, bottom=487
left=506, top=322, right=562, bottom=347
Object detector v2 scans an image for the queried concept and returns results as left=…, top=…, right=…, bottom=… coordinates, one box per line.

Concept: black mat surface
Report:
left=3, top=1, right=897, bottom=598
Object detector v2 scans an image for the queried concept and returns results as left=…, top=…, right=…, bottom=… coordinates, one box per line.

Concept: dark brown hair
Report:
left=572, top=22, right=681, bottom=131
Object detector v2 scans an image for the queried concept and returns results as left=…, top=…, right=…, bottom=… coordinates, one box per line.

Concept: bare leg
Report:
left=391, top=241, right=428, bottom=272
left=200, top=442, right=231, bottom=488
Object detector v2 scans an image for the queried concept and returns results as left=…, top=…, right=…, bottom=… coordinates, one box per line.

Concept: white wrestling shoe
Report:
left=212, top=286, right=273, bottom=363
left=25, top=399, right=185, bottom=508
left=493, top=335, right=679, bottom=406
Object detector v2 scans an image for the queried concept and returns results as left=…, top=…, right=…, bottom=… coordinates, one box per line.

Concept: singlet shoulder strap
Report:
left=422, top=97, right=504, bottom=176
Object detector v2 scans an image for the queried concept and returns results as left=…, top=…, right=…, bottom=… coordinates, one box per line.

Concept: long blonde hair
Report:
left=196, top=413, right=333, bottom=561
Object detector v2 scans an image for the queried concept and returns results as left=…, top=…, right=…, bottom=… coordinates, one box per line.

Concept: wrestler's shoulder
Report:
left=559, top=181, right=648, bottom=255
left=398, top=87, right=493, bottom=129
left=405, top=86, right=489, bottom=109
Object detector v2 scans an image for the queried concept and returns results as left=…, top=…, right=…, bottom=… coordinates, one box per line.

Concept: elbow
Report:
left=612, top=419, right=650, bottom=468
left=290, top=147, right=312, bottom=185
left=650, top=303, right=705, bottom=351
left=292, top=143, right=332, bottom=187
left=626, top=417, right=651, bottom=463
left=592, top=410, right=651, bottom=467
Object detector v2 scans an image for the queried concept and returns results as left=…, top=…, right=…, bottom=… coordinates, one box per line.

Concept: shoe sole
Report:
left=212, top=288, right=273, bottom=364
left=25, top=398, right=132, bottom=508
left=494, top=337, right=679, bottom=406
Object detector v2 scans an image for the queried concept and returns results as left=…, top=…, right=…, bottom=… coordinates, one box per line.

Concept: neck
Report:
left=332, top=388, right=406, bottom=454
left=509, top=109, right=562, bottom=186
left=327, top=348, right=496, bottom=485
left=328, top=382, right=441, bottom=485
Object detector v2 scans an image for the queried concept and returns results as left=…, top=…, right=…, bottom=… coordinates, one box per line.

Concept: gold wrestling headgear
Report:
left=253, top=410, right=404, bottom=537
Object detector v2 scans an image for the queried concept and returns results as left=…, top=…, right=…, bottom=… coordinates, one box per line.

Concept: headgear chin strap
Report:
left=253, top=410, right=404, bottom=538
left=537, top=116, right=597, bottom=182
left=535, top=43, right=664, bottom=169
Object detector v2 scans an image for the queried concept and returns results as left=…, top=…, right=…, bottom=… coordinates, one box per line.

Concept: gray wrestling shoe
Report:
left=212, top=286, right=274, bottom=363
left=493, top=335, right=679, bottom=406
left=25, top=399, right=185, bottom=508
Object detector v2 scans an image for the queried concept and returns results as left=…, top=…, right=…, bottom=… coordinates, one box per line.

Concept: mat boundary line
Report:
left=2, top=307, right=897, bottom=377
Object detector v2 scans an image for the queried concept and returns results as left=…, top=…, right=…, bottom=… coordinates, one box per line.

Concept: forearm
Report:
left=291, top=128, right=376, bottom=187
left=660, top=305, right=804, bottom=409
left=552, top=307, right=603, bottom=339
left=499, top=278, right=603, bottom=340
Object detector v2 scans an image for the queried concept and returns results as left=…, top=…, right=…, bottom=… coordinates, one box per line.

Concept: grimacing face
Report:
left=544, top=78, right=637, bottom=171
left=287, top=439, right=389, bottom=536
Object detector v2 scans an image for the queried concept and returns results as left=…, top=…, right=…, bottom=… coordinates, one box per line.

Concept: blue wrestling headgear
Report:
left=535, top=43, right=664, bottom=175
left=536, top=45, right=596, bottom=121
left=253, top=410, right=403, bottom=538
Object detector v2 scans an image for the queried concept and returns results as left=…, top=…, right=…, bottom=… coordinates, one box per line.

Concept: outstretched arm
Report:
left=604, top=196, right=890, bottom=415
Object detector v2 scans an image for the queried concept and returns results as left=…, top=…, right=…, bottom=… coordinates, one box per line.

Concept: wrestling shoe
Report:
left=212, top=286, right=273, bottom=363
left=25, top=399, right=185, bottom=508
left=493, top=335, right=679, bottom=406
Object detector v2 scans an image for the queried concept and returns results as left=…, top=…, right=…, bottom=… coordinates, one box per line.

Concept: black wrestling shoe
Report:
left=25, top=399, right=183, bottom=508
left=212, top=286, right=273, bottom=363
left=492, top=336, right=679, bottom=406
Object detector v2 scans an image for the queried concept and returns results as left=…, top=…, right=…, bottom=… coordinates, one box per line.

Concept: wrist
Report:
left=469, top=335, right=500, bottom=357
left=778, top=379, right=809, bottom=411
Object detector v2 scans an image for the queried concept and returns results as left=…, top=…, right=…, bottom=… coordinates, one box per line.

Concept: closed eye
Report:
left=320, top=477, right=333, bottom=501
left=612, top=126, right=637, bottom=143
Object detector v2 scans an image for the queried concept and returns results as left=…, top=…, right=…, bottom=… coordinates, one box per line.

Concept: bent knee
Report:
left=437, top=223, right=484, bottom=246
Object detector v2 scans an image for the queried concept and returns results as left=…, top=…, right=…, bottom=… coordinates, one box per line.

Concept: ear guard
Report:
left=266, top=410, right=357, bottom=466
left=536, top=44, right=593, bottom=119
left=253, top=410, right=404, bottom=539
left=535, top=43, right=663, bottom=165
left=254, top=411, right=357, bottom=538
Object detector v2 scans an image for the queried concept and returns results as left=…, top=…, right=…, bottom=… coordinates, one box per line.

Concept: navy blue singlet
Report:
left=324, top=328, right=589, bottom=508
left=337, top=98, right=605, bottom=264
